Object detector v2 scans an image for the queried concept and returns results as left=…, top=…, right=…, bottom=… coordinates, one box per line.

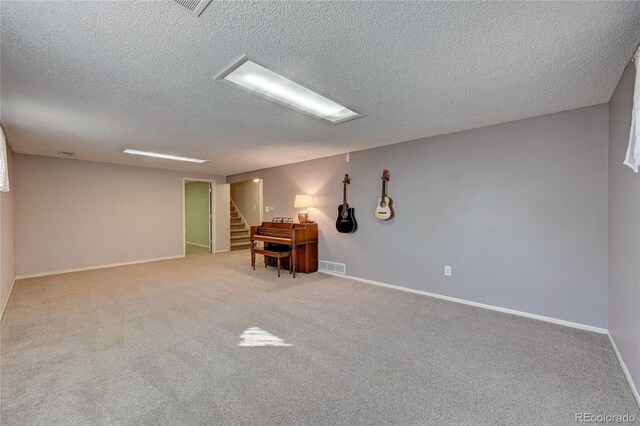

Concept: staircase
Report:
left=230, top=201, right=252, bottom=251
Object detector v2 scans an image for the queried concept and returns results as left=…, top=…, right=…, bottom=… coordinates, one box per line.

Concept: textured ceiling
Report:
left=1, top=1, right=639, bottom=176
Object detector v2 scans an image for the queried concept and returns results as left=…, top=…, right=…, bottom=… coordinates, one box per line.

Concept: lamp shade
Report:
left=294, top=194, right=313, bottom=208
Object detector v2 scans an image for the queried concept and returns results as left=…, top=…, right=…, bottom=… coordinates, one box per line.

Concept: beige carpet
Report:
left=1, top=251, right=638, bottom=425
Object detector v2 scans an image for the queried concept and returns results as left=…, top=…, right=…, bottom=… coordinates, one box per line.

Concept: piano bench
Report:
left=251, top=248, right=294, bottom=278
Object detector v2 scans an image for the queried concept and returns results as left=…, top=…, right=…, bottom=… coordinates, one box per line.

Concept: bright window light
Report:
left=0, top=126, right=9, bottom=192
left=122, top=149, right=207, bottom=163
left=219, top=58, right=362, bottom=124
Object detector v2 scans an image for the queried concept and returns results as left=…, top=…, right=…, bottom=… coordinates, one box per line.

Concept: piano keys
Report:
left=250, top=222, right=318, bottom=274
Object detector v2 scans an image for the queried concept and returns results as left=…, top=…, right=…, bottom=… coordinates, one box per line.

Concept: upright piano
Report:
left=250, top=222, right=318, bottom=274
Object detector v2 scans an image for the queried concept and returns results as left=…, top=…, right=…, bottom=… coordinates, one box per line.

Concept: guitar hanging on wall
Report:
left=374, top=169, right=394, bottom=220
left=336, top=174, right=358, bottom=233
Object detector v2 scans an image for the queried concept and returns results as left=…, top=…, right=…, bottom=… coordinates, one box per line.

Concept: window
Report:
left=0, top=126, right=9, bottom=192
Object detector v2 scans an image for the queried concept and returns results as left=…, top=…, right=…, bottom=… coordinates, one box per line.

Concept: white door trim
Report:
left=258, top=179, right=264, bottom=223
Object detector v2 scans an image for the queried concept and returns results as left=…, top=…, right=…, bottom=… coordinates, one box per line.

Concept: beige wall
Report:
left=214, top=183, right=230, bottom=253
left=1, top=146, right=15, bottom=318
left=230, top=179, right=262, bottom=226
left=14, top=155, right=225, bottom=276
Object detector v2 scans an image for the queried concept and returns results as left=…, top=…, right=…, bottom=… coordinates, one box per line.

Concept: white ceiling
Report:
left=1, top=1, right=639, bottom=176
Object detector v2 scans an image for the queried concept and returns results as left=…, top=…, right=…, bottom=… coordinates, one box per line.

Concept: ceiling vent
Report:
left=172, top=0, right=212, bottom=17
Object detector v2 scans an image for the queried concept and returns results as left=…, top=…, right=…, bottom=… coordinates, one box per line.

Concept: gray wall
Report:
left=1, top=146, right=15, bottom=318
left=231, top=179, right=262, bottom=226
left=230, top=105, right=610, bottom=328
left=14, top=155, right=225, bottom=276
left=608, top=60, right=640, bottom=392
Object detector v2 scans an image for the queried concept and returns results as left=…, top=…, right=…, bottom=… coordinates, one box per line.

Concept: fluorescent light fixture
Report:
left=218, top=57, right=363, bottom=124
left=122, top=149, right=207, bottom=163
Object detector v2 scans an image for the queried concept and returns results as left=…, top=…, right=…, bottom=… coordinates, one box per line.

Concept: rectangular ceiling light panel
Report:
left=123, top=149, right=207, bottom=163
left=220, top=59, right=362, bottom=124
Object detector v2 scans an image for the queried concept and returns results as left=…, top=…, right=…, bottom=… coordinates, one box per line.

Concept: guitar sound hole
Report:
left=380, top=201, right=387, bottom=208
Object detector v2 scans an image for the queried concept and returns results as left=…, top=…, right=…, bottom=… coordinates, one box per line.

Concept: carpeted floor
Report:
left=1, top=251, right=638, bottom=425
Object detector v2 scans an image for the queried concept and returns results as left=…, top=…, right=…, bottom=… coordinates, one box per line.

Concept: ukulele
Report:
left=336, top=174, right=357, bottom=233
left=374, top=169, right=393, bottom=220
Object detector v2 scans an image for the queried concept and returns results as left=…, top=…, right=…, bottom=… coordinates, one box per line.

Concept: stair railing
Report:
left=230, top=198, right=250, bottom=230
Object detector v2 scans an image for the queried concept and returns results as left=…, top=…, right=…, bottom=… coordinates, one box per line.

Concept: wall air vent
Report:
left=319, top=260, right=346, bottom=275
left=172, top=0, right=212, bottom=17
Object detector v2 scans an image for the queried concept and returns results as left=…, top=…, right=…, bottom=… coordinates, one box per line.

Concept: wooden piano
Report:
left=250, top=222, right=318, bottom=276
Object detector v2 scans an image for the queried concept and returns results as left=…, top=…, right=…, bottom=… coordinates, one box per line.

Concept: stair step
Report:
left=231, top=235, right=250, bottom=241
left=231, top=241, right=252, bottom=247
left=230, top=243, right=252, bottom=250
left=231, top=230, right=248, bottom=235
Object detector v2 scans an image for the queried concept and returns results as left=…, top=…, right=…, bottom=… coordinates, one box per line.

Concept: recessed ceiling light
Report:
left=217, top=57, right=363, bottom=124
left=122, top=149, right=207, bottom=163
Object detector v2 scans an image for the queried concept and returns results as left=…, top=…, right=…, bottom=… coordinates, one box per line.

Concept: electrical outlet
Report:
left=265, top=206, right=274, bottom=212
left=444, top=265, right=452, bottom=276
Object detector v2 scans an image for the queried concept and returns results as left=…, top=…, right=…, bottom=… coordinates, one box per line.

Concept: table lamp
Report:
left=294, top=194, right=313, bottom=223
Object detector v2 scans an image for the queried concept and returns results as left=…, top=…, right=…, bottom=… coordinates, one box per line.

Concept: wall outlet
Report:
left=265, top=206, right=274, bottom=212
left=444, top=265, right=452, bottom=276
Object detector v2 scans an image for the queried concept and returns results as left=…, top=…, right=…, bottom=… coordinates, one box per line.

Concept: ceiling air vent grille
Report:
left=173, top=0, right=212, bottom=17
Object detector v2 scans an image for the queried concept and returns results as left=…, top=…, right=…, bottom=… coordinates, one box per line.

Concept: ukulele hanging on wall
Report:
left=336, top=174, right=357, bottom=233
left=374, top=169, right=394, bottom=220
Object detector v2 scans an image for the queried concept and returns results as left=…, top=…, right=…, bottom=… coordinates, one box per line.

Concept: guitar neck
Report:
left=343, top=183, right=347, bottom=206
left=381, top=181, right=386, bottom=199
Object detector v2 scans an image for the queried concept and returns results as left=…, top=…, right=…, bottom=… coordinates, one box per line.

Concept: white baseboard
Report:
left=320, top=271, right=608, bottom=334
left=1, top=277, right=16, bottom=322
left=214, top=249, right=231, bottom=253
left=608, top=332, right=640, bottom=407
left=15, top=255, right=184, bottom=279
left=186, top=242, right=210, bottom=248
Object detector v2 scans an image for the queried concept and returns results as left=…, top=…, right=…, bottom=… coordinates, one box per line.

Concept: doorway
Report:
left=184, top=179, right=212, bottom=255
left=229, top=179, right=263, bottom=250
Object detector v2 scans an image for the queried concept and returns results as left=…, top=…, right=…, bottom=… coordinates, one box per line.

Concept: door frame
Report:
left=182, top=178, right=215, bottom=256
left=258, top=179, right=264, bottom=224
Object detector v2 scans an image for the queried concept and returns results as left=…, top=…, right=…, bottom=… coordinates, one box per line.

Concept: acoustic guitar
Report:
left=336, top=174, right=357, bottom=233
left=374, top=169, right=393, bottom=220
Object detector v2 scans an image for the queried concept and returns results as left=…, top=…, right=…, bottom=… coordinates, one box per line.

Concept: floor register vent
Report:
left=319, top=260, right=346, bottom=275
